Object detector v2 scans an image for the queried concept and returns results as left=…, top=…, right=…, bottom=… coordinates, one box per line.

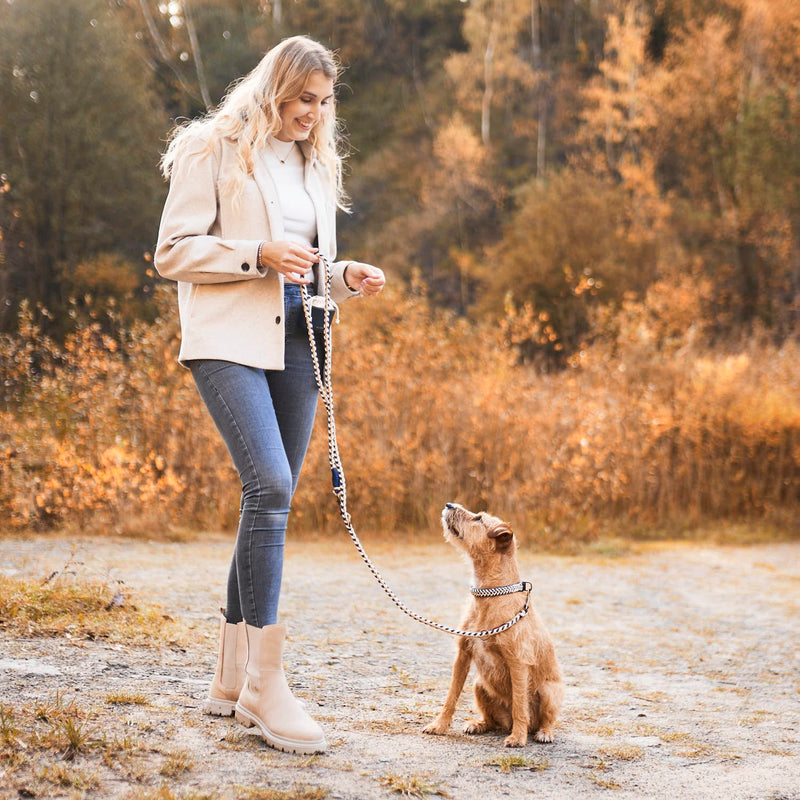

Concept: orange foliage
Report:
left=2, top=286, right=798, bottom=545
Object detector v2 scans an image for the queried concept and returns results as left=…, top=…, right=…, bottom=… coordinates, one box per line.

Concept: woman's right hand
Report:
left=257, top=241, right=319, bottom=284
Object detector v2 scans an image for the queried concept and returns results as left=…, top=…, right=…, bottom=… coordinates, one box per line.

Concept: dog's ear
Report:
left=488, top=524, right=514, bottom=551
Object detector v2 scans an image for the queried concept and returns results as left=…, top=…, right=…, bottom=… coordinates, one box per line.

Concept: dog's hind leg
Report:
left=532, top=680, right=564, bottom=743
left=464, top=680, right=510, bottom=735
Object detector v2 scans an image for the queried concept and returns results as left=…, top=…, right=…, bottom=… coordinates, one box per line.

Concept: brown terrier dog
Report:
left=423, top=503, right=564, bottom=747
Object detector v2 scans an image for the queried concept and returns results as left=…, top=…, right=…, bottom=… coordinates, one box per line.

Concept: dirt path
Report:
left=1, top=533, right=798, bottom=800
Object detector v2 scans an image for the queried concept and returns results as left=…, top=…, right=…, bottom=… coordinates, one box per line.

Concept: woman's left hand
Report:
left=344, top=262, right=386, bottom=296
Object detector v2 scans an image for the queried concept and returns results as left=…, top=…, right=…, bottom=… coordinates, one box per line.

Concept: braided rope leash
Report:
left=300, top=257, right=532, bottom=638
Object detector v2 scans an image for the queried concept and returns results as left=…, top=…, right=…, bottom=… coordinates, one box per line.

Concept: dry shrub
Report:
left=0, top=293, right=230, bottom=535
left=299, top=285, right=800, bottom=545
left=1, top=284, right=798, bottom=545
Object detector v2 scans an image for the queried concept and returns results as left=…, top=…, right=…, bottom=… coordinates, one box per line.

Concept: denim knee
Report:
left=241, top=462, right=293, bottom=515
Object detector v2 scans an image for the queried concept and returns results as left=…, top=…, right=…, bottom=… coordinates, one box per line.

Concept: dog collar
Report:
left=470, top=580, right=532, bottom=598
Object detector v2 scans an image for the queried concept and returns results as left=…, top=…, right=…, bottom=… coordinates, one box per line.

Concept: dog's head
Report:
left=441, top=502, right=516, bottom=559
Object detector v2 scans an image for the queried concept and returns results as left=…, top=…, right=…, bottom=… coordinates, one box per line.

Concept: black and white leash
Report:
left=300, top=256, right=532, bottom=638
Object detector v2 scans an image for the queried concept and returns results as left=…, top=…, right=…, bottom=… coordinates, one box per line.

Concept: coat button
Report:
left=241, top=262, right=250, bottom=272
left=275, top=316, right=281, bottom=324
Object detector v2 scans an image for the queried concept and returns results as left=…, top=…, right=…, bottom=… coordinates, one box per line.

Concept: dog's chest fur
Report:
left=472, top=637, right=510, bottom=675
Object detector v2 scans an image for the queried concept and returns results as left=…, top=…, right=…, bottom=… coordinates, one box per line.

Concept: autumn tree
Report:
left=651, top=0, right=800, bottom=335
left=0, top=0, right=166, bottom=334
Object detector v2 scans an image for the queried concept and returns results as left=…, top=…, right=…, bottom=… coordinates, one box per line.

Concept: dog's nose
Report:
left=445, top=502, right=455, bottom=509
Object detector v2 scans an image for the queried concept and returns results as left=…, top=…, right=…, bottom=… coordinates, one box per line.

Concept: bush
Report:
left=1, top=283, right=798, bottom=545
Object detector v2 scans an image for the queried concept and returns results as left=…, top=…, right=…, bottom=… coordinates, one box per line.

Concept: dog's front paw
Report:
left=503, top=732, right=527, bottom=747
left=534, top=729, right=555, bottom=743
left=463, top=719, right=490, bottom=735
left=423, top=718, right=450, bottom=736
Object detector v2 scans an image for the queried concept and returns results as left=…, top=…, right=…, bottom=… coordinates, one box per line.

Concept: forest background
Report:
left=1, top=0, right=798, bottom=548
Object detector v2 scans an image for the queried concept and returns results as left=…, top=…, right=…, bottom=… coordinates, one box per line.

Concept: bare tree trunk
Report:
left=181, top=0, right=212, bottom=111
left=531, top=0, right=541, bottom=68
left=136, top=0, right=197, bottom=101
left=410, top=37, right=434, bottom=132
left=138, top=0, right=171, bottom=61
left=481, top=8, right=496, bottom=147
left=531, top=0, right=546, bottom=176
left=537, top=96, right=547, bottom=178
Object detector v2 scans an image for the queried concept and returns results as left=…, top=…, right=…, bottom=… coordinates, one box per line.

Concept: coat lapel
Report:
left=300, top=141, right=337, bottom=261
left=252, top=153, right=285, bottom=242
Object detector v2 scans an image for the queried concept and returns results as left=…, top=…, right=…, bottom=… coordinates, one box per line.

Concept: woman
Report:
left=155, top=35, right=385, bottom=755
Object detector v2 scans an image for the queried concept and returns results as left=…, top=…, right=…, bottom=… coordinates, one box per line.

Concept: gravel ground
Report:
left=0, top=532, right=798, bottom=800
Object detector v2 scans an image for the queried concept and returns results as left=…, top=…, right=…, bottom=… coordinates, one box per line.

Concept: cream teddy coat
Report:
left=155, top=136, right=353, bottom=369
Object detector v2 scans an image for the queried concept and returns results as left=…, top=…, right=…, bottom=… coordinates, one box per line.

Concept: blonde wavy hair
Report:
left=160, top=35, right=348, bottom=209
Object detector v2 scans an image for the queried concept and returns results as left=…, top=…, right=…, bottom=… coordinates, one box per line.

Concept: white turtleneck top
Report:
left=261, top=136, right=317, bottom=247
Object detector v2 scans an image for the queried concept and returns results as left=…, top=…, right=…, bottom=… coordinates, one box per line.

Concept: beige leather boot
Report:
left=234, top=624, right=326, bottom=754
left=204, top=613, right=247, bottom=716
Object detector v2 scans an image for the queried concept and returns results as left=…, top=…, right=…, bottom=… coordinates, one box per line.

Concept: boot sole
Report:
left=204, top=697, right=237, bottom=716
left=234, top=705, right=327, bottom=755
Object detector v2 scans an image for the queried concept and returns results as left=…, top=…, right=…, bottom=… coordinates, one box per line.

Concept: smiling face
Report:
left=276, top=70, right=334, bottom=142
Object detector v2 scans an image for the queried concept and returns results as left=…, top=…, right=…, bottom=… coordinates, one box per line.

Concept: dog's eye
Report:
left=472, top=513, right=482, bottom=521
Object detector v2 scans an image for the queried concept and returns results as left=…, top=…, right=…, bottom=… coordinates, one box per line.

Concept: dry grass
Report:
left=598, top=744, right=644, bottom=761
left=2, top=696, right=100, bottom=779
left=159, top=749, right=195, bottom=778
left=485, top=754, right=551, bottom=773
left=236, top=789, right=329, bottom=800
left=0, top=562, right=187, bottom=645
left=1, top=693, right=212, bottom=799
left=38, top=761, right=100, bottom=790
left=129, top=788, right=220, bottom=800
left=1, top=289, right=798, bottom=546
left=588, top=773, right=623, bottom=790
left=106, top=692, right=150, bottom=706
left=379, top=773, right=449, bottom=798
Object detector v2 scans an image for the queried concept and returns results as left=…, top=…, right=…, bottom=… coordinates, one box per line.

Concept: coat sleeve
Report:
left=154, top=141, right=266, bottom=285
left=329, top=260, right=361, bottom=303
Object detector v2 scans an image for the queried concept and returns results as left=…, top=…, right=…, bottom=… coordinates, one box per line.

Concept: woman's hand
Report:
left=344, top=262, right=386, bottom=296
left=258, top=241, right=318, bottom=284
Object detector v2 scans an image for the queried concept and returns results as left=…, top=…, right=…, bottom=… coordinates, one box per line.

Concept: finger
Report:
left=287, top=258, right=313, bottom=273
left=295, top=247, right=319, bottom=264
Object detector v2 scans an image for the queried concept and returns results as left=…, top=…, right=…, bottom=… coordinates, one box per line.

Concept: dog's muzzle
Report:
left=441, top=503, right=464, bottom=539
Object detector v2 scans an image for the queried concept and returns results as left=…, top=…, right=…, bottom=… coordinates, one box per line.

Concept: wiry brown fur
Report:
left=423, top=503, right=564, bottom=747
